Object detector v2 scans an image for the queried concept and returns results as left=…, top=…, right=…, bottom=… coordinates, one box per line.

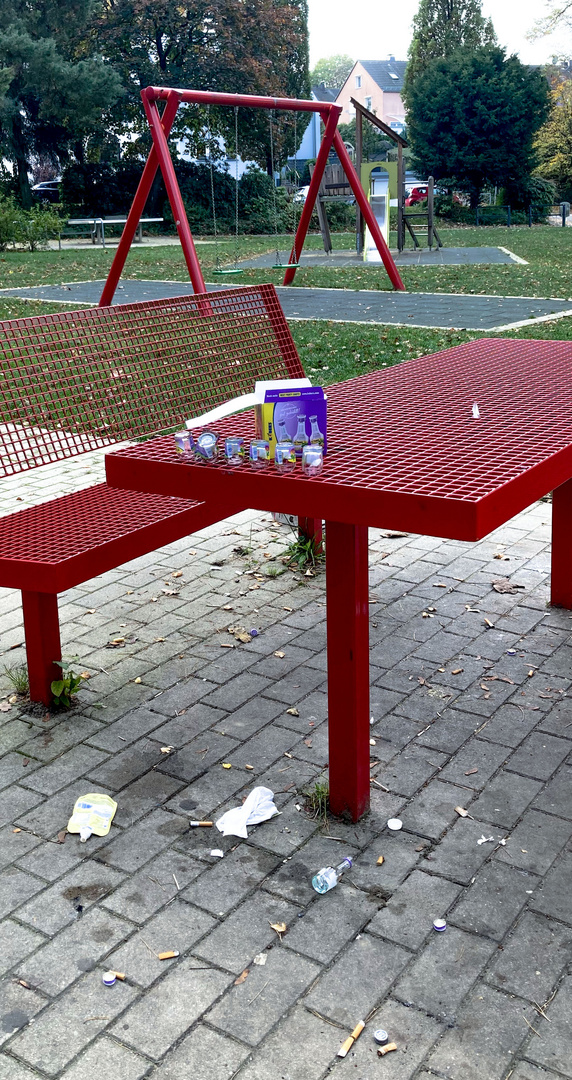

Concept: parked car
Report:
left=31, top=179, right=61, bottom=204
left=405, top=184, right=461, bottom=207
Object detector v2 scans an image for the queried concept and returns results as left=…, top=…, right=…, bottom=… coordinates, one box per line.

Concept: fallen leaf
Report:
left=270, top=921, right=287, bottom=939
left=492, top=579, right=525, bottom=594
left=56, top=830, right=67, bottom=844
left=451, top=668, right=463, bottom=675
left=86, top=609, right=96, bottom=614
left=17, top=979, right=32, bottom=990
left=154, top=637, right=165, bottom=642
left=274, top=651, right=285, bottom=658
left=161, top=588, right=180, bottom=596
left=415, top=844, right=426, bottom=851
left=160, top=746, right=174, bottom=754
left=80, top=671, right=91, bottom=680
left=286, top=707, right=299, bottom=717
left=0, top=702, right=11, bottom=712
left=237, top=633, right=251, bottom=644
left=189, top=550, right=197, bottom=556
left=304, top=738, right=313, bottom=747
left=234, top=969, right=250, bottom=985
left=465, top=768, right=478, bottom=776
left=172, top=571, right=183, bottom=578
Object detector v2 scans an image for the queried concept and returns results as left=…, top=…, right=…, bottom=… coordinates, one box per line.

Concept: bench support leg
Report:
left=22, top=592, right=62, bottom=706
left=326, top=521, right=370, bottom=821
left=551, top=479, right=572, bottom=608
left=298, top=516, right=323, bottom=555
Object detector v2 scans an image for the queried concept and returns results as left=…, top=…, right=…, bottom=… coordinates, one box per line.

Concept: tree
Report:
left=310, top=55, right=354, bottom=89
left=404, top=0, right=496, bottom=97
left=406, top=46, right=550, bottom=207
left=96, top=0, right=311, bottom=173
left=530, top=2, right=572, bottom=37
left=0, top=2, right=122, bottom=206
left=535, top=80, right=572, bottom=196
left=338, top=119, right=392, bottom=161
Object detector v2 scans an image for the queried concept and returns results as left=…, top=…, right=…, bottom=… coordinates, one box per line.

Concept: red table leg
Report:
left=551, top=478, right=572, bottom=608
left=325, top=520, right=370, bottom=820
left=298, top=516, right=324, bottom=555
left=22, top=591, right=62, bottom=705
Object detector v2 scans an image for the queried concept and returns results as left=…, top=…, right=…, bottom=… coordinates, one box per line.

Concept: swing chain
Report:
left=207, top=107, right=220, bottom=269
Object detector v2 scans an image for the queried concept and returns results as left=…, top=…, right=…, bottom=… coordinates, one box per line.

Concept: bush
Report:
left=0, top=196, right=62, bottom=250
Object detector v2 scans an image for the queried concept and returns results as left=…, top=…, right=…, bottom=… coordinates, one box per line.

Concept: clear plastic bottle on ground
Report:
left=311, top=856, right=353, bottom=894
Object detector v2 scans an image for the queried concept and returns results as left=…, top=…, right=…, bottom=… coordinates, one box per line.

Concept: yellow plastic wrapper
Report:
left=67, top=793, right=117, bottom=843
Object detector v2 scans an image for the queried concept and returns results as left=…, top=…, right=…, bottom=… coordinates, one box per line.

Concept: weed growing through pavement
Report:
left=3, top=664, right=29, bottom=696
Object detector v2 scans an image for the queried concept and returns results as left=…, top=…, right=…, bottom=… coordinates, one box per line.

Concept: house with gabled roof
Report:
left=337, top=58, right=407, bottom=135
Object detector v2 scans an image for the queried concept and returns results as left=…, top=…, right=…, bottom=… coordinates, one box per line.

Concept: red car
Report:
left=405, top=185, right=462, bottom=207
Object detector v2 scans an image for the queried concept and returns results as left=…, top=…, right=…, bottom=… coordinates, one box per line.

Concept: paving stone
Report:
left=0, top=722, right=36, bottom=756
left=110, top=959, right=231, bottom=1061
left=487, top=910, right=572, bottom=1002
left=102, top=850, right=202, bottom=923
left=0, top=754, right=40, bottom=791
left=207, top=946, right=320, bottom=1047
left=425, top=816, right=499, bottom=884
left=305, top=932, right=410, bottom=1026
left=155, top=732, right=239, bottom=784
left=502, top=1063, right=557, bottom=1080
left=8, top=973, right=138, bottom=1074
left=0, top=786, right=44, bottom=829
left=147, top=702, right=225, bottom=747
left=0, top=866, right=44, bottom=920
left=284, top=881, right=379, bottom=964
left=0, top=1055, right=41, bottom=1080
left=476, top=702, right=542, bottom=748
left=233, top=1007, right=342, bottom=1080
left=18, top=718, right=103, bottom=763
left=0, top=920, right=45, bottom=977
left=148, top=1024, right=249, bottom=1080
left=506, top=732, right=571, bottom=782
left=0, top=976, right=46, bottom=1047
left=368, top=870, right=461, bottom=950
left=16, top=861, right=125, bottom=934
left=24, top=745, right=109, bottom=796
left=17, top=906, right=131, bottom=996
left=398, top=779, right=470, bottom=840
left=383, top=746, right=449, bottom=798
left=86, top=707, right=165, bottom=751
left=86, top=740, right=167, bottom=791
left=394, top=925, right=497, bottom=1021
left=112, top=770, right=184, bottom=827
left=495, top=809, right=572, bottom=876
left=469, top=771, right=544, bottom=829
left=229, top=726, right=300, bottom=771
left=370, top=715, right=420, bottom=763
left=214, top=697, right=286, bottom=741
left=201, top=673, right=273, bottom=712
left=97, top=809, right=187, bottom=872
left=438, top=737, right=509, bottom=790
left=414, top=708, right=479, bottom=754
left=426, top=983, right=537, bottom=1080
left=107, top=898, right=215, bottom=987
left=182, top=846, right=280, bottom=916
left=167, top=767, right=248, bottom=821
left=195, top=892, right=300, bottom=974
left=351, top=831, right=426, bottom=896
left=451, top=861, right=538, bottom=940
left=56, top=1037, right=149, bottom=1080
left=525, top=975, right=572, bottom=1077
left=0, top=826, right=40, bottom=870
left=532, top=767, right=572, bottom=819
left=538, top=697, right=572, bottom=739
left=530, top=851, right=572, bottom=925
left=345, top=997, right=444, bottom=1079
left=16, top=837, right=84, bottom=881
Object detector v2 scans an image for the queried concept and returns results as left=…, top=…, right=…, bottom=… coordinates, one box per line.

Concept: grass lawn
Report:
left=1, top=225, right=572, bottom=386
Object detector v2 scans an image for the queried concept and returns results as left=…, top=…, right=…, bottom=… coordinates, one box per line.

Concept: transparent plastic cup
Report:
left=249, top=439, right=270, bottom=468
left=275, top=441, right=296, bottom=473
left=224, top=436, right=245, bottom=466
left=302, top=444, right=323, bottom=477
left=174, top=430, right=194, bottom=458
left=193, top=430, right=219, bottom=464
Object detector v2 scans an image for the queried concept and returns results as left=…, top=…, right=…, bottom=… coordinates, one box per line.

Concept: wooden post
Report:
left=397, top=143, right=404, bottom=252
left=427, top=176, right=434, bottom=251
left=355, top=108, right=364, bottom=255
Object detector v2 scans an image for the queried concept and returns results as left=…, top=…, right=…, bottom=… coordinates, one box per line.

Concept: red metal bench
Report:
left=0, top=284, right=305, bottom=704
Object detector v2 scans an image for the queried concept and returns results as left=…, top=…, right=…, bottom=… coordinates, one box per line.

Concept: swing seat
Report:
left=212, top=267, right=244, bottom=275
left=272, top=262, right=300, bottom=270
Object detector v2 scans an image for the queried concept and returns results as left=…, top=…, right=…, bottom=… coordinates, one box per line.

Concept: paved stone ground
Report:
left=3, top=279, right=572, bottom=332
left=0, top=451, right=571, bottom=1080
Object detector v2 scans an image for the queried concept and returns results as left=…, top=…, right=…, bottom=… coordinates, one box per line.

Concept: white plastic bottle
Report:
left=311, top=856, right=353, bottom=894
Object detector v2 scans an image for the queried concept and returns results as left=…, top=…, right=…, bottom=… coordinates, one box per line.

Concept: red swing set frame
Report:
left=99, top=86, right=405, bottom=306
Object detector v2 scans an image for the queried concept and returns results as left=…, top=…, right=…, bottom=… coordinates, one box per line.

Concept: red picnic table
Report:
left=105, top=337, right=572, bottom=821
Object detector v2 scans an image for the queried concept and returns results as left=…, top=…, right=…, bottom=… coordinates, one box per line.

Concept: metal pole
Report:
left=282, top=107, right=341, bottom=285
left=427, top=176, right=434, bottom=250
left=141, top=91, right=207, bottom=294
left=100, top=92, right=180, bottom=306
left=507, top=205, right=511, bottom=228
left=551, top=478, right=572, bottom=608
left=397, top=143, right=404, bottom=252
left=355, top=108, right=363, bottom=255
left=332, top=129, right=405, bottom=290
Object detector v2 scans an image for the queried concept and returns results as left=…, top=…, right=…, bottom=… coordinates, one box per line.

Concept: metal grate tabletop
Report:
left=106, top=338, right=572, bottom=541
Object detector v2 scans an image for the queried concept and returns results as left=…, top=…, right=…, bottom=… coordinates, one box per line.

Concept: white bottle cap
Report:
left=79, top=826, right=92, bottom=843
left=387, top=818, right=403, bottom=831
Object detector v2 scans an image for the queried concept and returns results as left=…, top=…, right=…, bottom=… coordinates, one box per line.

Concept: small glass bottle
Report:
left=312, top=857, right=352, bottom=894
left=249, top=439, right=270, bottom=468
left=193, top=430, right=219, bottom=463
left=224, top=436, right=245, bottom=466
left=302, top=444, right=323, bottom=478
left=309, top=414, right=324, bottom=446
left=275, top=441, right=296, bottom=473
left=293, top=414, right=308, bottom=455
left=276, top=417, right=290, bottom=443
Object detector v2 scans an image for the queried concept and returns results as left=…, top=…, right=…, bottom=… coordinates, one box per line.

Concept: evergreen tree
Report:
left=0, top=2, right=122, bottom=205
left=404, top=0, right=496, bottom=99
left=406, top=46, right=549, bottom=208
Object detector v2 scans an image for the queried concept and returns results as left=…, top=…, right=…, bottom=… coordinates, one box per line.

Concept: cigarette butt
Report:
left=377, top=855, right=385, bottom=865
left=157, top=950, right=179, bottom=960
left=110, top=971, right=125, bottom=980
left=189, top=821, right=213, bottom=827
left=337, top=1020, right=365, bottom=1058
left=377, top=1042, right=398, bottom=1057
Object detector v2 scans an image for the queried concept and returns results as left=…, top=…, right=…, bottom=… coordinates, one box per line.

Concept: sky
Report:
left=308, top=0, right=572, bottom=69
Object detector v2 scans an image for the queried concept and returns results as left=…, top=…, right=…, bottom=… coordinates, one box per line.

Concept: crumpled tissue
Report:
left=216, top=786, right=279, bottom=838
